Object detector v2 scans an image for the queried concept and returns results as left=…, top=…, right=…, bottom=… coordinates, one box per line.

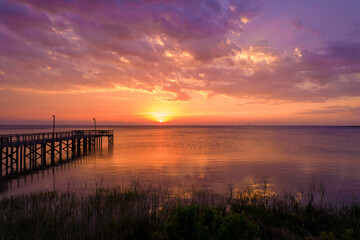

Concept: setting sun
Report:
left=150, top=112, right=169, bottom=123
left=141, top=103, right=183, bottom=124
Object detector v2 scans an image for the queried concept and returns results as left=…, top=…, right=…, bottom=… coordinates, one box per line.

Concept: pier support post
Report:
left=30, top=145, right=34, bottom=170
left=108, top=136, right=114, bottom=145
left=41, top=144, right=46, bottom=168
left=51, top=141, right=55, bottom=165
left=16, top=146, right=19, bottom=173
left=28, top=145, right=31, bottom=170
left=10, top=147, right=14, bottom=174
left=59, top=141, right=62, bottom=163
left=6, top=147, right=9, bottom=176
left=32, top=144, right=36, bottom=169
left=83, top=138, right=87, bottom=153
left=0, top=148, right=2, bottom=179
left=20, top=146, right=23, bottom=172
left=32, top=144, right=35, bottom=169
left=71, top=139, right=76, bottom=158
left=23, top=146, right=27, bottom=172
left=77, top=139, right=81, bottom=156
left=66, top=140, right=69, bottom=160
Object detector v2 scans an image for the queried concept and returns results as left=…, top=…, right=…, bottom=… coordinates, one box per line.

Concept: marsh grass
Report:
left=0, top=181, right=359, bottom=239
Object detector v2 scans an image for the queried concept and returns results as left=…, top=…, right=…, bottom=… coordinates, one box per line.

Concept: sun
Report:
left=144, top=104, right=181, bottom=123
left=154, top=114, right=167, bottom=123
left=143, top=112, right=170, bottom=123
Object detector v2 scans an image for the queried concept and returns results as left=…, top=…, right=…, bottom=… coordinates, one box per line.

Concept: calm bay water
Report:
left=1, top=126, right=360, bottom=202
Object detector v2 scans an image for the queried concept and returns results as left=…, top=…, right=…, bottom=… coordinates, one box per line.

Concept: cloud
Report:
left=291, top=19, right=325, bottom=37
left=0, top=0, right=359, bottom=105
left=0, top=0, right=260, bottom=100
left=291, top=19, right=304, bottom=29
left=309, top=28, right=325, bottom=37
left=299, top=106, right=360, bottom=115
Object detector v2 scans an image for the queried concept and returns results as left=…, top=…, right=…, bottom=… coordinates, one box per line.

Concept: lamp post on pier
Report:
left=51, top=115, right=56, bottom=164
left=52, top=115, right=55, bottom=136
left=93, top=118, right=96, bottom=131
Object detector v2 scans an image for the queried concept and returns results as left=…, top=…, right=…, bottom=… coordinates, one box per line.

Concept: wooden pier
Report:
left=0, top=130, right=114, bottom=179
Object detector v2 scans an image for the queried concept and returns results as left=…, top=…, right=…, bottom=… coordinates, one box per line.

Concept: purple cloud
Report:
left=291, top=19, right=325, bottom=37
left=291, top=19, right=304, bottom=29
left=309, top=28, right=325, bottom=37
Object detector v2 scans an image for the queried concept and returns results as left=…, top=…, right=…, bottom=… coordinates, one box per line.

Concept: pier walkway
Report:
left=0, top=130, right=114, bottom=179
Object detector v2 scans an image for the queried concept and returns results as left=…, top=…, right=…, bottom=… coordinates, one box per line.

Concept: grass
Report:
left=0, top=181, right=359, bottom=240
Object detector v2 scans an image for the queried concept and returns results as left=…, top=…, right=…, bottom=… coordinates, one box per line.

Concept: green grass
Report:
left=0, top=181, right=359, bottom=239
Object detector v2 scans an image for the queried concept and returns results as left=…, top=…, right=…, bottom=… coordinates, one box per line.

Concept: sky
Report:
left=0, top=0, right=359, bottom=125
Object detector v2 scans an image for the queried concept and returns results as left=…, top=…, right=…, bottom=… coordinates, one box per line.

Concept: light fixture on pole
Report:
left=93, top=118, right=96, bottom=131
left=52, top=115, right=55, bottom=137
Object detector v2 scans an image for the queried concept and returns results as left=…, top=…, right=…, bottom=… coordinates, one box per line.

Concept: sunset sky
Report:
left=0, top=0, right=359, bottom=125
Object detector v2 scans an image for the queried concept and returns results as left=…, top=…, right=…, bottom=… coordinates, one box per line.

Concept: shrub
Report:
left=165, top=204, right=259, bottom=240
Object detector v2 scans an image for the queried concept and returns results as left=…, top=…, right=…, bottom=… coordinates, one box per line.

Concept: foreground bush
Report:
left=0, top=183, right=359, bottom=239
left=165, top=205, right=259, bottom=240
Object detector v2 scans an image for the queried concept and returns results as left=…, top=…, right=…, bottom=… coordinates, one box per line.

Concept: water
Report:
left=1, top=126, right=360, bottom=202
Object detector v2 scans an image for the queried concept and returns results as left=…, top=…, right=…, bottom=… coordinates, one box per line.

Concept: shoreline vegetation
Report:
left=0, top=181, right=359, bottom=240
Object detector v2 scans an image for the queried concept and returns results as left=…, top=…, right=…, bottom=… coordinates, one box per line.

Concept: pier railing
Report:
left=0, top=130, right=113, bottom=148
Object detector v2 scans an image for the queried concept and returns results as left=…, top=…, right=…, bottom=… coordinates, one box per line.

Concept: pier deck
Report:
left=0, top=130, right=114, bottom=179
